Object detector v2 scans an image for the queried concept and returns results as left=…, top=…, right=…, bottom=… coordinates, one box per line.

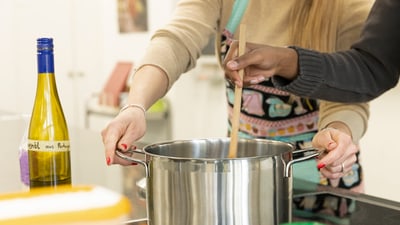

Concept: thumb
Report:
left=227, top=50, right=262, bottom=71
left=226, top=60, right=240, bottom=70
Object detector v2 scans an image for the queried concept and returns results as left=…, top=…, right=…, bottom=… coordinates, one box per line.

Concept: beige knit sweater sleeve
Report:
left=318, top=101, right=369, bottom=144
left=136, top=0, right=226, bottom=91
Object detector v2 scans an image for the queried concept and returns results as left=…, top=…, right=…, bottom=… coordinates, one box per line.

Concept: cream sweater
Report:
left=138, top=0, right=373, bottom=143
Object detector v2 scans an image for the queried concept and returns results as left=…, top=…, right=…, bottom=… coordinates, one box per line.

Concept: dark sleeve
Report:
left=272, top=0, right=400, bottom=103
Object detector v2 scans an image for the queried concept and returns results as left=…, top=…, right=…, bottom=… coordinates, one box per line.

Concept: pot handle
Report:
left=284, top=148, right=321, bottom=178
left=115, top=148, right=149, bottom=177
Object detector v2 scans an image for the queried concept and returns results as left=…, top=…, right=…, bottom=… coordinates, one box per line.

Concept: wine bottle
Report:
left=28, top=38, right=71, bottom=188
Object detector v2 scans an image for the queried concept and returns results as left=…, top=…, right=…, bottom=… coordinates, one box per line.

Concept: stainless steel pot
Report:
left=116, top=138, right=319, bottom=225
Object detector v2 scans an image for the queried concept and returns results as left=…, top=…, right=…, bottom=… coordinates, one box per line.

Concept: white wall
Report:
left=360, top=83, right=400, bottom=202
left=101, top=0, right=176, bottom=78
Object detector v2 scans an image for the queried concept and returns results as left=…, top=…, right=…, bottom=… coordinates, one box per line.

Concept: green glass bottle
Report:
left=28, top=38, right=71, bottom=188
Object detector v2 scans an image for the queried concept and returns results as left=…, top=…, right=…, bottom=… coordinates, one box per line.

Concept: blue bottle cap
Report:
left=37, top=38, right=53, bottom=51
left=36, top=37, right=55, bottom=73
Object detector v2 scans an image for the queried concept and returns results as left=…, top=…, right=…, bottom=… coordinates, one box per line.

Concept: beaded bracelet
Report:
left=119, top=103, right=146, bottom=115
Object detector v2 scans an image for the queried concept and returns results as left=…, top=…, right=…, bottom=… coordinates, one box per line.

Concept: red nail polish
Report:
left=132, top=145, right=137, bottom=150
left=106, top=156, right=111, bottom=166
left=121, top=143, right=128, bottom=150
left=317, top=163, right=326, bottom=170
left=131, top=162, right=137, bottom=166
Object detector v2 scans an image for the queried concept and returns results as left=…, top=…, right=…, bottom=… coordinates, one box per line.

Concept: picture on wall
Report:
left=117, top=0, right=148, bottom=33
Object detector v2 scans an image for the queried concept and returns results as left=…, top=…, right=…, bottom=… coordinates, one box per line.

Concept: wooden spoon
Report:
left=228, top=24, right=246, bottom=158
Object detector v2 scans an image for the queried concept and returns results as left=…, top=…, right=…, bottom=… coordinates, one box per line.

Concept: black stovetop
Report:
left=292, top=179, right=400, bottom=225
left=123, top=179, right=400, bottom=225
left=292, top=192, right=400, bottom=224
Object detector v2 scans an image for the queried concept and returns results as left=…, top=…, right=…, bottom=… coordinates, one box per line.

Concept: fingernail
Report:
left=317, top=163, right=326, bottom=170
left=132, top=145, right=137, bottom=150
left=131, top=162, right=138, bottom=166
left=227, top=61, right=238, bottom=69
left=250, top=79, right=258, bottom=84
left=121, top=143, right=128, bottom=150
left=106, top=156, right=111, bottom=166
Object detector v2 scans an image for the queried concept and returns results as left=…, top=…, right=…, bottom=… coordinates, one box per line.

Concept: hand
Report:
left=223, top=42, right=299, bottom=87
left=312, top=127, right=359, bottom=180
left=101, top=107, right=146, bottom=166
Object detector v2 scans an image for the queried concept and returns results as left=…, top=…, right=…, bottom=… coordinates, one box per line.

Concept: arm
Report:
left=282, top=0, right=400, bottom=102
left=225, top=0, right=400, bottom=102
left=303, top=0, right=371, bottom=179
left=318, top=101, right=369, bottom=144
left=273, top=45, right=399, bottom=102
left=101, top=0, right=222, bottom=165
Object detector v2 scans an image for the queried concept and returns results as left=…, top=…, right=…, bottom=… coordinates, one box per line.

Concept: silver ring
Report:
left=341, top=162, right=345, bottom=173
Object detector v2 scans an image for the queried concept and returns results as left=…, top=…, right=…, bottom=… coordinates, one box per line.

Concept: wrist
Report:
left=324, top=122, right=352, bottom=138
left=120, top=103, right=146, bottom=115
left=277, top=47, right=299, bottom=80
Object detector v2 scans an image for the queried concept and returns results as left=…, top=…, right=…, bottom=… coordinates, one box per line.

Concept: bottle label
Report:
left=28, top=140, right=70, bottom=152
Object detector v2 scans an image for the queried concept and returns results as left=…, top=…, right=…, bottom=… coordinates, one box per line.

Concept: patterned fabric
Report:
left=226, top=80, right=319, bottom=141
left=220, top=1, right=319, bottom=146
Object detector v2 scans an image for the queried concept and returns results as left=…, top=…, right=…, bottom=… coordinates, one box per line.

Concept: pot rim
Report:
left=141, top=137, right=296, bottom=161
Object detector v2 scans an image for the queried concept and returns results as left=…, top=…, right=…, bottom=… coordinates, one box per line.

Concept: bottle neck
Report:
left=36, top=49, right=58, bottom=95
left=37, top=51, right=54, bottom=73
